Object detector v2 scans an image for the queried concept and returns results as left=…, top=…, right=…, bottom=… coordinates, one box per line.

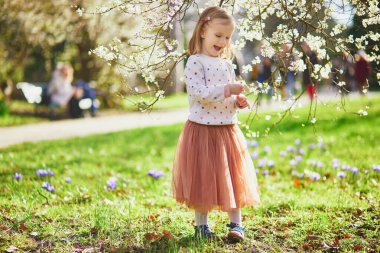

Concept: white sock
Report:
left=228, top=208, right=242, bottom=225
left=195, top=210, right=208, bottom=226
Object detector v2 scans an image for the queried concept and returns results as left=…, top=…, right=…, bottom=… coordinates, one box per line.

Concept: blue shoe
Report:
left=227, top=222, right=245, bottom=242
left=194, top=224, right=215, bottom=239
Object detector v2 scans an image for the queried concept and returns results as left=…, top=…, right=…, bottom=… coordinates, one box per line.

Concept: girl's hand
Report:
left=236, top=94, right=250, bottom=109
left=224, top=84, right=244, bottom=97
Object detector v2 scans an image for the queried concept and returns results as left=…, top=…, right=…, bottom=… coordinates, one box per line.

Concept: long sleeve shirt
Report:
left=185, top=54, right=239, bottom=125
left=48, top=70, right=74, bottom=107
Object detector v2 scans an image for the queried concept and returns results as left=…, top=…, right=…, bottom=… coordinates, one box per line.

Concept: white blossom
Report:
left=288, top=59, right=307, bottom=72
left=251, top=56, right=261, bottom=65
left=261, top=42, right=275, bottom=58
left=358, top=110, right=368, bottom=116
left=242, top=64, right=253, bottom=74
left=337, top=81, right=346, bottom=87
left=92, top=46, right=117, bottom=61
left=76, top=8, right=84, bottom=17
left=164, top=39, right=173, bottom=51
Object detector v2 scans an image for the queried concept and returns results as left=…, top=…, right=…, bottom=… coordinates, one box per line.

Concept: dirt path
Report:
left=0, top=109, right=189, bottom=148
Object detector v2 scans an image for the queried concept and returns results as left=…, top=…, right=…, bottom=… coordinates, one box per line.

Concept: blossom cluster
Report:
left=80, top=0, right=379, bottom=116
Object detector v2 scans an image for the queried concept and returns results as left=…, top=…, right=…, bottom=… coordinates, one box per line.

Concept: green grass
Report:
left=0, top=114, right=46, bottom=127
left=0, top=100, right=47, bottom=127
left=0, top=95, right=380, bottom=252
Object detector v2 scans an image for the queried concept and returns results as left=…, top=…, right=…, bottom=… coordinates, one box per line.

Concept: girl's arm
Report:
left=185, top=57, right=229, bottom=103
left=227, top=61, right=244, bottom=109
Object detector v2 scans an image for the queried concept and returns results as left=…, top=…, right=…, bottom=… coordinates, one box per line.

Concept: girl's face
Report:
left=200, top=18, right=234, bottom=57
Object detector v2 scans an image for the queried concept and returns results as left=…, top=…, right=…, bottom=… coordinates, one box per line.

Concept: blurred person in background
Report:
left=301, top=42, right=319, bottom=101
left=48, top=63, right=87, bottom=118
left=280, top=43, right=296, bottom=98
left=354, top=50, right=371, bottom=95
left=342, top=52, right=356, bottom=92
left=48, top=63, right=74, bottom=109
left=72, top=79, right=98, bottom=117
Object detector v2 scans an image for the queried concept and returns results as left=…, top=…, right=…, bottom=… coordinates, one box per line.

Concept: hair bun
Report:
left=201, top=16, right=211, bottom=23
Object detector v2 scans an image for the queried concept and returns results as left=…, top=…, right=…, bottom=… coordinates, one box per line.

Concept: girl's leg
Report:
left=194, top=210, right=214, bottom=238
left=228, top=208, right=242, bottom=225
left=227, top=208, right=244, bottom=242
left=195, top=210, right=208, bottom=226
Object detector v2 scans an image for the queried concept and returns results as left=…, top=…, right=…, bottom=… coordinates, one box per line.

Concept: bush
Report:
left=0, top=99, right=9, bottom=116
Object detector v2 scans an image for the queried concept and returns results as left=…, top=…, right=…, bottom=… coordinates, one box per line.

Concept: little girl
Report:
left=172, top=6, right=260, bottom=242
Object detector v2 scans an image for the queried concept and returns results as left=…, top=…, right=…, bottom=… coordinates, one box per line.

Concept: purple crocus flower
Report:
left=286, top=146, right=296, bottom=153
left=308, top=144, right=316, bottom=150
left=46, top=185, right=55, bottom=192
left=14, top=173, right=22, bottom=180
left=295, top=155, right=302, bottom=162
left=255, top=169, right=259, bottom=174
left=251, top=151, right=259, bottom=160
left=42, top=182, right=50, bottom=189
left=47, top=170, right=54, bottom=177
left=279, top=151, right=287, bottom=157
left=351, top=167, right=359, bottom=174
left=310, top=172, right=321, bottom=181
left=337, top=171, right=346, bottom=178
left=373, top=165, right=380, bottom=172
left=341, top=164, right=350, bottom=171
left=107, top=177, right=117, bottom=190
left=257, top=158, right=266, bottom=168
left=317, top=162, right=324, bottom=168
left=262, top=170, right=269, bottom=176
left=294, top=139, right=301, bottom=146
left=298, top=148, right=305, bottom=155
left=332, top=158, right=340, bottom=169
left=41, top=182, right=54, bottom=192
left=248, top=140, right=258, bottom=148
left=147, top=170, right=164, bottom=179
left=267, top=160, right=275, bottom=168
left=290, top=159, right=297, bottom=167
left=263, top=146, right=271, bottom=154
left=65, top=177, right=71, bottom=183
left=36, top=169, right=48, bottom=177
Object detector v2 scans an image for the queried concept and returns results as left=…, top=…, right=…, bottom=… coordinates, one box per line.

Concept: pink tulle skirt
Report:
left=172, top=120, right=260, bottom=212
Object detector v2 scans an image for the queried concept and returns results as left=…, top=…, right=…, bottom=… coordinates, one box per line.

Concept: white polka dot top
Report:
left=184, top=54, right=238, bottom=125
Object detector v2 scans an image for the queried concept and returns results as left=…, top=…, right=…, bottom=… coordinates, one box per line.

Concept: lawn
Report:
left=0, top=94, right=379, bottom=252
left=0, top=114, right=45, bottom=127
left=0, top=93, right=188, bottom=127
left=0, top=100, right=46, bottom=127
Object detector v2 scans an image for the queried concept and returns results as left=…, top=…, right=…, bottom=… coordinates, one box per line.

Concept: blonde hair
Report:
left=188, top=6, right=235, bottom=59
left=61, top=64, right=74, bottom=84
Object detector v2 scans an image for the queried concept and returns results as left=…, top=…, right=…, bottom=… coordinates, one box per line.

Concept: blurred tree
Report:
left=84, top=0, right=379, bottom=120
left=349, top=12, right=380, bottom=90
left=0, top=0, right=136, bottom=106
